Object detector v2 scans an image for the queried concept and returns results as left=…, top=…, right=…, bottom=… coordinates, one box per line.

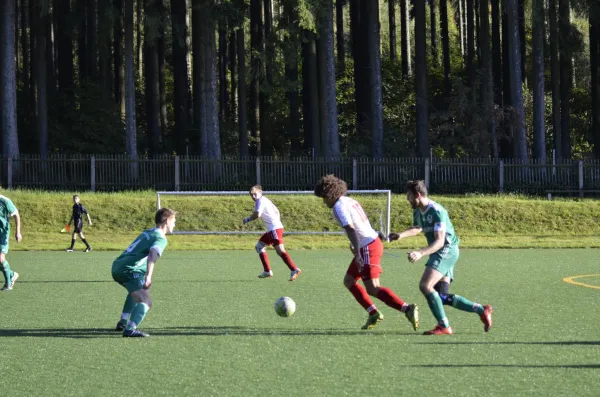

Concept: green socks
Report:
left=426, top=291, right=450, bottom=328
left=126, top=303, right=150, bottom=331
left=452, top=295, right=484, bottom=314
left=0, top=260, right=13, bottom=284
left=119, top=295, right=138, bottom=325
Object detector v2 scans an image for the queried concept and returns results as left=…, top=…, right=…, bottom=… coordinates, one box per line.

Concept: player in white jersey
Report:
left=243, top=185, right=301, bottom=281
left=314, top=175, right=419, bottom=330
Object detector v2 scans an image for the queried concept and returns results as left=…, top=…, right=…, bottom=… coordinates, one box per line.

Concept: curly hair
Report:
left=406, top=180, right=428, bottom=197
left=314, top=174, right=348, bottom=201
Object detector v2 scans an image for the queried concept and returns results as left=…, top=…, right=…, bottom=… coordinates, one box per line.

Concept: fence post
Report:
left=578, top=160, right=584, bottom=196
left=174, top=156, right=180, bottom=191
left=499, top=160, right=504, bottom=193
left=424, top=158, right=430, bottom=189
left=352, top=158, right=357, bottom=190
left=7, top=157, right=12, bottom=189
left=90, top=156, right=96, bottom=192
left=256, top=157, right=261, bottom=185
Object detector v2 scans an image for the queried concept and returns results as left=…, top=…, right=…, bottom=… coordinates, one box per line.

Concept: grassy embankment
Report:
left=4, top=189, right=600, bottom=250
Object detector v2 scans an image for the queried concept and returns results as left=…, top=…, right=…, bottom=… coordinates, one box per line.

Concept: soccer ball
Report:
left=274, top=296, right=296, bottom=317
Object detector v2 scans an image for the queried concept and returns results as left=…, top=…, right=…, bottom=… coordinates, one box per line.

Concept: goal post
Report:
left=156, top=190, right=392, bottom=237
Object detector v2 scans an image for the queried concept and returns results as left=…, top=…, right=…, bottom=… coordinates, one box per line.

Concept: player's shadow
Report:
left=0, top=328, right=118, bottom=339
left=402, top=363, right=600, bottom=369
left=17, top=280, right=112, bottom=283
left=416, top=341, right=600, bottom=346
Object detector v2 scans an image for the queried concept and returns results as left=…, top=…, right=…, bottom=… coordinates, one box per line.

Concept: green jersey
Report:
left=413, top=201, right=459, bottom=251
left=0, top=195, right=18, bottom=236
left=112, top=228, right=168, bottom=274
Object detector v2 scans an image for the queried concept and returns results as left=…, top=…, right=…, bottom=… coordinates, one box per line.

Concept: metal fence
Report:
left=3, top=154, right=600, bottom=196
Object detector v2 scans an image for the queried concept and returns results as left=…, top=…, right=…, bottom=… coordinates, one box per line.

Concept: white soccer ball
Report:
left=274, top=296, right=296, bottom=317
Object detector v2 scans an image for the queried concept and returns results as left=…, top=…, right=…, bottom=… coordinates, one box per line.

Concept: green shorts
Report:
left=426, top=246, right=459, bottom=280
left=112, top=271, right=145, bottom=293
left=0, top=233, right=9, bottom=254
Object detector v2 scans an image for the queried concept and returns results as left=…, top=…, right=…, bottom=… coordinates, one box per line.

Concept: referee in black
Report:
left=66, top=195, right=93, bottom=252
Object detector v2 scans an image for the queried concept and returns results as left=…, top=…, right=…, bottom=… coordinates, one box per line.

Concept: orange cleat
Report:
left=423, top=324, right=453, bottom=335
left=480, top=304, right=493, bottom=332
left=289, top=268, right=302, bottom=281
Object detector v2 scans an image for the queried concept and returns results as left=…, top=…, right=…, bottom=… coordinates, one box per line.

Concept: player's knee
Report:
left=419, top=281, right=433, bottom=295
left=343, top=276, right=356, bottom=289
left=434, top=281, right=450, bottom=295
left=255, top=243, right=266, bottom=254
left=365, top=285, right=379, bottom=296
left=275, top=246, right=286, bottom=256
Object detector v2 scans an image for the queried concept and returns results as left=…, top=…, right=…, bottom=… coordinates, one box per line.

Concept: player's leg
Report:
left=420, top=265, right=452, bottom=335
left=256, top=237, right=273, bottom=278
left=344, top=260, right=382, bottom=329
left=434, top=278, right=493, bottom=332
left=67, top=231, right=76, bottom=252
left=116, top=294, right=138, bottom=331
left=79, top=230, right=92, bottom=252
left=0, top=250, right=18, bottom=291
left=274, top=239, right=301, bottom=281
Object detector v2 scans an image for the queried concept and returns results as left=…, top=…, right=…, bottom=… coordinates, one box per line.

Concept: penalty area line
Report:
left=562, top=274, right=600, bottom=290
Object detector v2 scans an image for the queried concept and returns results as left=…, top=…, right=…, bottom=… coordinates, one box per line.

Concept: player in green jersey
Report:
left=0, top=194, right=22, bottom=291
left=388, top=180, right=492, bottom=335
left=112, top=208, right=176, bottom=337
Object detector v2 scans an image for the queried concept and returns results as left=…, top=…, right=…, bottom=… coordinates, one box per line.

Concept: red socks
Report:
left=349, top=284, right=377, bottom=314
left=376, top=287, right=407, bottom=312
left=279, top=252, right=297, bottom=271
left=259, top=252, right=270, bottom=272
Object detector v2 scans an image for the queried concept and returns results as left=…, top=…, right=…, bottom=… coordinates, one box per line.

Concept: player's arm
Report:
left=12, top=211, right=22, bottom=243
left=143, top=248, right=160, bottom=289
left=408, top=227, right=445, bottom=263
left=388, top=226, right=422, bottom=241
left=86, top=213, right=92, bottom=225
left=67, top=213, right=73, bottom=225
left=243, top=210, right=260, bottom=224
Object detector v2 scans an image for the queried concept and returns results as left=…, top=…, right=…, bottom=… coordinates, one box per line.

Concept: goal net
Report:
left=156, top=190, right=392, bottom=238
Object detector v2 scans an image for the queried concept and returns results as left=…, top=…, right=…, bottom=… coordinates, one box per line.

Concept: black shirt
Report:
left=72, top=203, right=88, bottom=221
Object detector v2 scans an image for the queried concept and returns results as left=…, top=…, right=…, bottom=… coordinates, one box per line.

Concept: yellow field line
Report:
left=562, top=274, right=600, bottom=290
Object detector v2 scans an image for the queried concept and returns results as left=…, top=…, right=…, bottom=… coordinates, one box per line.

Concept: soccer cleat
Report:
left=361, top=311, right=384, bottom=330
left=66, top=248, right=74, bottom=252
left=480, top=304, right=493, bottom=332
left=115, top=322, right=126, bottom=332
left=258, top=270, right=273, bottom=278
left=404, top=303, right=419, bottom=331
left=122, top=329, right=149, bottom=337
left=0, top=284, right=9, bottom=291
left=8, top=272, right=18, bottom=290
left=289, top=268, right=302, bottom=281
left=84, top=247, right=92, bottom=253
left=423, top=324, right=453, bottom=335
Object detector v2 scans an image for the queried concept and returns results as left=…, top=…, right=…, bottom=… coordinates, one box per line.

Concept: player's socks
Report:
left=82, top=239, right=91, bottom=249
left=259, top=252, right=271, bottom=272
left=376, top=287, right=407, bottom=312
left=120, top=295, right=137, bottom=325
left=451, top=295, right=485, bottom=314
left=126, top=302, right=150, bottom=331
left=349, top=284, right=377, bottom=314
left=68, top=239, right=76, bottom=249
left=0, top=260, right=12, bottom=284
left=426, top=291, right=450, bottom=328
left=279, top=252, right=297, bottom=271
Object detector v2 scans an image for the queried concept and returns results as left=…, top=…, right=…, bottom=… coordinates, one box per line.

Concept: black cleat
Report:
left=115, top=322, right=126, bottom=332
left=84, top=247, right=92, bottom=253
left=122, top=329, right=149, bottom=337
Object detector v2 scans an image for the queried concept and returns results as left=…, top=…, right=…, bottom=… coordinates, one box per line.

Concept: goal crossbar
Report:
left=156, top=190, right=392, bottom=237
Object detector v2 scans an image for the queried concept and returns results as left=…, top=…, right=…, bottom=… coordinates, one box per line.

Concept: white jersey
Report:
left=332, top=196, right=378, bottom=248
left=254, top=196, right=284, bottom=231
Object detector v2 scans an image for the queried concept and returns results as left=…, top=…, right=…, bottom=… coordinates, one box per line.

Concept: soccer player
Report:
left=111, top=208, right=176, bottom=337
left=0, top=193, right=22, bottom=291
left=243, top=185, right=302, bottom=281
left=66, top=195, right=93, bottom=252
left=389, top=180, right=493, bottom=335
left=314, top=175, right=419, bottom=330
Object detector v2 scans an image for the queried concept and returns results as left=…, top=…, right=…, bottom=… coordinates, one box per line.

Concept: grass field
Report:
left=1, top=249, right=599, bottom=396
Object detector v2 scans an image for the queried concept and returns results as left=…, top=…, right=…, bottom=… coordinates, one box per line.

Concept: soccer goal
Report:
left=156, top=190, right=392, bottom=238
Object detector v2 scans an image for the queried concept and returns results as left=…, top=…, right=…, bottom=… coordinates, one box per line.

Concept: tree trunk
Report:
left=284, top=1, right=301, bottom=156
left=302, top=32, right=320, bottom=157
left=400, top=0, right=411, bottom=78
left=45, top=1, right=55, bottom=95
left=457, top=0, right=464, bottom=57
left=57, top=0, right=74, bottom=92
left=440, top=0, right=451, bottom=95
left=77, top=0, right=88, bottom=80
left=98, top=0, right=113, bottom=96
left=171, top=0, right=189, bottom=154
left=157, top=0, right=167, bottom=136
left=350, top=0, right=368, bottom=139
left=145, top=0, right=161, bottom=155
left=249, top=0, right=262, bottom=156
left=1, top=0, right=20, bottom=158
left=389, top=0, right=397, bottom=62
left=549, top=0, right=561, bottom=159
left=415, top=0, right=428, bottom=157
left=500, top=0, right=512, bottom=158
left=195, top=0, right=220, bottom=159
left=364, top=0, right=383, bottom=158
left=491, top=0, right=501, bottom=108
left=558, top=0, right=571, bottom=158
left=218, top=20, right=227, bottom=121
left=466, top=0, right=475, bottom=89
left=34, top=0, right=48, bottom=158
left=114, top=0, right=125, bottom=116
left=228, top=28, right=237, bottom=120
left=125, top=0, right=138, bottom=159
left=336, top=0, right=346, bottom=72
left=430, top=0, right=437, bottom=65
left=136, top=0, right=143, bottom=81
left=479, top=0, right=493, bottom=158
left=87, top=0, right=97, bottom=80
left=518, top=0, right=526, bottom=86
left=20, top=0, right=29, bottom=103
left=317, top=0, right=339, bottom=158
left=237, top=27, right=248, bottom=157
left=531, top=0, right=545, bottom=161
left=261, top=0, right=273, bottom=156
left=590, top=2, right=600, bottom=158
left=506, top=0, right=527, bottom=162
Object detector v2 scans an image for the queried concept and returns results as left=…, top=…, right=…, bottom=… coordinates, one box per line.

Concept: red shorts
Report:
left=347, top=238, right=383, bottom=281
left=259, top=229, right=284, bottom=246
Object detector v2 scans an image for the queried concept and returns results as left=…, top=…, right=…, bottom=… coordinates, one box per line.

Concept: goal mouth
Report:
left=156, top=190, right=391, bottom=238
